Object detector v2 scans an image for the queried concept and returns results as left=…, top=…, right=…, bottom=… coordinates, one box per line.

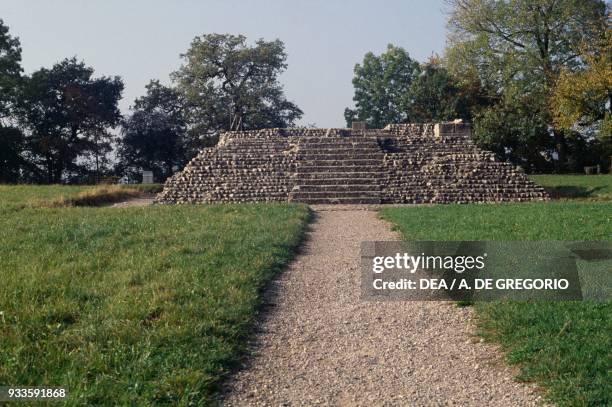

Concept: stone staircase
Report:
left=155, top=123, right=549, bottom=205
left=289, top=133, right=383, bottom=204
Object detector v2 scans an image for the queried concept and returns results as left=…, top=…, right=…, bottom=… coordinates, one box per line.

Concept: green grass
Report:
left=380, top=202, right=611, bottom=406
left=0, top=184, right=163, bottom=211
left=0, top=190, right=310, bottom=404
left=530, top=174, right=612, bottom=201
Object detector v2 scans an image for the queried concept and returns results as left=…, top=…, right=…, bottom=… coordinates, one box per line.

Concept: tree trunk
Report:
left=46, top=155, right=53, bottom=184
left=553, top=129, right=567, bottom=172
left=95, top=149, right=100, bottom=184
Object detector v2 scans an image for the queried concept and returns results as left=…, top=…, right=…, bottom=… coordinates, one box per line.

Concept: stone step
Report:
left=299, top=152, right=383, bottom=160
left=295, top=184, right=381, bottom=192
left=296, top=171, right=383, bottom=179
left=297, top=166, right=382, bottom=173
left=290, top=190, right=380, bottom=199
left=297, top=159, right=382, bottom=166
left=299, top=138, right=379, bottom=143
left=297, top=177, right=380, bottom=186
left=300, top=136, right=379, bottom=143
left=290, top=196, right=382, bottom=204
left=302, top=145, right=380, bottom=150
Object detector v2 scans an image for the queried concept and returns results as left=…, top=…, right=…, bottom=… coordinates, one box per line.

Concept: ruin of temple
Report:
left=155, top=122, right=549, bottom=204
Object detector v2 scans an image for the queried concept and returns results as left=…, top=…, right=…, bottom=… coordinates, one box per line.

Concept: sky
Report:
left=1, top=0, right=449, bottom=128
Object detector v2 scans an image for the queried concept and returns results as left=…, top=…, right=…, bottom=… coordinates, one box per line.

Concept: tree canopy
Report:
left=118, top=81, right=188, bottom=181
left=345, top=48, right=486, bottom=129
left=0, top=18, right=22, bottom=120
left=406, top=58, right=487, bottom=123
left=173, top=34, right=302, bottom=140
left=551, top=30, right=611, bottom=138
left=0, top=19, right=25, bottom=183
left=17, top=58, right=123, bottom=183
left=344, top=44, right=420, bottom=128
left=445, top=0, right=610, bottom=171
left=1, top=24, right=305, bottom=183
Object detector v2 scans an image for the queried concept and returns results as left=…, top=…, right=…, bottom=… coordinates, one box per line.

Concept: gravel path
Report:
left=224, top=210, right=543, bottom=406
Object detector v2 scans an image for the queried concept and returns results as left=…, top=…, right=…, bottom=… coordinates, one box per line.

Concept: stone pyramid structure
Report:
left=155, top=122, right=548, bottom=204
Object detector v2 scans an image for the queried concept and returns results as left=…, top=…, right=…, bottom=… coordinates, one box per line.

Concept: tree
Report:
left=17, top=58, right=123, bottom=183
left=0, top=126, right=27, bottom=182
left=551, top=30, right=612, bottom=170
left=406, top=58, right=487, bottom=122
left=473, top=89, right=554, bottom=172
left=173, top=34, right=302, bottom=142
left=445, top=0, right=609, bottom=171
left=344, top=44, right=420, bottom=128
left=118, top=81, right=188, bottom=181
left=0, top=19, right=26, bottom=183
left=0, top=19, right=22, bottom=117
left=551, top=30, right=611, bottom=138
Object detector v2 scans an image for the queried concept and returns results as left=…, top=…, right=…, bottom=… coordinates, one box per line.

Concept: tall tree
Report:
left=445, top=0, right=609, bottom=171
left=17, top=58, right=123, bottom=183
left=406, top=58, right=487, bottom=122
left=0, top=19, right=22, bottom=119
left=118, top=81, right=188, bottom=181
left=551, top=30, right=611, bottom=138
left=344, top=44, right=420, bottom=128
left=551, top=30, right=612, bottom=170
left=173, top=34, right=302, bottom=142
left=0, top=19, right=26, bottom=183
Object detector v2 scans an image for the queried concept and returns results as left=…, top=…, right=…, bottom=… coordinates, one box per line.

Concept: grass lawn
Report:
left=380, top=202, right=611, bottom=406
left=0, top=184, right=162, bottom=211
left=530, top=174, right=612, bottom=201
left=0, top=187, right=309, bottom=404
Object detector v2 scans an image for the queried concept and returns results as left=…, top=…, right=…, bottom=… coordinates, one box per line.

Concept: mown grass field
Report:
left=0, top=186, right=309, bottom=404
left=380, top=201, right=611, bottom=406
left=530, top=174, right=612, bottom=201
left=0, top=184, right=162, bottom=211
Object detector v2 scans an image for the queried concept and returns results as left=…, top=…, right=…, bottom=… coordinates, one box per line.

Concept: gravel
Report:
left=223, top=209, right=544, bottom=406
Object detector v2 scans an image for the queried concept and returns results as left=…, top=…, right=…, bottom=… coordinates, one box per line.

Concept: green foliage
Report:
left=0, top=189, right=309, bottom=404
left=16, top=58, right=124, bottom=183
left=446, top=0, right=606, bottom=88
left=0, top=126, right=26, bottom=183
left=345, top=48, right=488, bottom=129
left=380, top=201, right=611, bottom=405
left=445, top=0, right=609, bottom=172
left=406, top=60, right=487, bottom=122
left=173, top=34, right=302, bottom=138
left=551, top=29, right=612, bottom=167
left=0, top=20, right=26, bottom=183
left=0, top=18, right=22, bottom=119
left=119, top=81, right=188, bottom=182
left=344, top=44, right=420, bottom=128
left=472, top=90, right=554, bottom=172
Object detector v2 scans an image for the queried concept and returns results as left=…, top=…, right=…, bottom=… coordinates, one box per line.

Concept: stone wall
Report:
left=155, top=123, right=548, bottom=204
left=379, top=123, right=547, bottom=203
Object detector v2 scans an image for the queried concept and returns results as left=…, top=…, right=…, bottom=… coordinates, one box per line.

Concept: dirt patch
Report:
left=108, top=196, right=155, bottom=208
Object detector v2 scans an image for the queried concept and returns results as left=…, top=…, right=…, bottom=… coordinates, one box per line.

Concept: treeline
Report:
left=346, top=0, right=611, bottom=173
left=1, top=0, right=610, bottom=184
left=0, top=29, right=303, bottom=184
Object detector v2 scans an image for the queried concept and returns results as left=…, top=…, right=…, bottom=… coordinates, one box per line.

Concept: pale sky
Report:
left=1, top=0, right=449, bottom=127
